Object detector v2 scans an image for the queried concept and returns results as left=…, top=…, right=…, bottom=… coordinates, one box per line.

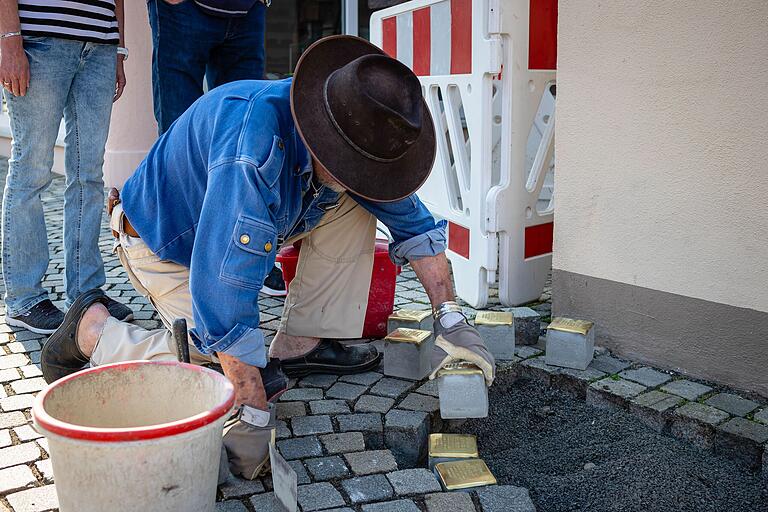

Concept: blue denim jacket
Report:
left=122, top=79, right=446, bottom=367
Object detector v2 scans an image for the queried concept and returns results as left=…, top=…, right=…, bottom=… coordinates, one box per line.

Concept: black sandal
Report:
left=41, top=289, right=110, bottom=383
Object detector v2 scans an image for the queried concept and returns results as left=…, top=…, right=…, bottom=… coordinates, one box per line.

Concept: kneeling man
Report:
left=42, top=35, right=494, bottom=480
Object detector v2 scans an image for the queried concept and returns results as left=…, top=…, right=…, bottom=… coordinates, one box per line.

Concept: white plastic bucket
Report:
left=32, top=360, right=235, bottom=512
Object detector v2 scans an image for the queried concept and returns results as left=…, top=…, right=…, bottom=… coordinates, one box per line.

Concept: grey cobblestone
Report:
left=276, top=435, right=323, bottom=460
left=291, top=415, right=334, bottom=436
left=0, top=442, right=41, bottom=469
left=337, top=413, right=383, bottom=448
left=361, top=499, right=420, bottom=512
left=476, top=485, right=536, bottom=512
left=386, top=468, right=441, bottom=495
left=249, top=492, right=285, bottom=512
left=661, top=379, right=713, bottom=401
left=0, top=368, right=21, bottom=383
left=297, top=482, right=346, bottom=511
left=344, top=449, right=399, bottom=475
left=14, top=425, right=43, bottom=442
left=0, top=411, right=27, bottom=429
left=215, top=501, right=248, bottom=512
left=385, top=409, right=430, bottom=468
left=424, top=492, right=476, bottom=512
left=276, top=401, right=306, bottom=419
left=310, top=400, right=351, bottom=415
left=519, top=356, right=560, bottom=386
left=705, top=393, right=760, bottom=417
left=0, top=393, right=35, bottom=412
left=327, top=382, right=369, bottom=401
left=320, top=432, right=366, bottom=454
left=754, top=408, right=768, bottom=425
left=6, top=484, right=58, bottom=512
left=553, top=366, right=607, bottom=399
left=280, top=388, right=323, bottom=402
left=416, top=380, right=439, bottom=397
left=0, top=354, right=29, bottom=370
left=299, top=374, right=339, bottom=390
left=370, top=378, right=415, bottom=398
left=714, top=417, right=768, bottom=469
left=0, top=465, right=35, bottom=494
left=589, top=354, right=631, bottom=374
left=671, top=402, right=730, bottom=449
left=289, top=460, right=311, bottom=484
left=219, top=476, right=265, bottom=499
left=304, top=456, right=350, bottom=481
left=10, top=377, right=46, bottom=395
left=587, top=377, right=647, bottom=410
left=342, top=474, right=394, bottom=503
left=339, top=372, right=384, bottom=386
left=619, top=367, right=673, bottom=388
left=629, top=390, right=684, bottom=432
left=355, top=395, right=396, bottom=414
left=398, top=393, right=440, bottom=414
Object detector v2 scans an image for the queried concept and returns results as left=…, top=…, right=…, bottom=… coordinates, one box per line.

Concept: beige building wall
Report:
left=553, top=0, right=768, bottom=395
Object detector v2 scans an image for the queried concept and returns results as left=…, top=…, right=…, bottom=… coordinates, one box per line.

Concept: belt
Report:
left=109, top=197, right=140, bottom=239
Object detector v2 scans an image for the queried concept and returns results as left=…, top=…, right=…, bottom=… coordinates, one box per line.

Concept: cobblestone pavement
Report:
left=0, top=157, right=766, bottom=512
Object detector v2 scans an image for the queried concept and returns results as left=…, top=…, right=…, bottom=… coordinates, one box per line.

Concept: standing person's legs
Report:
left=61, top=42, right=115, bottom=307
left=207, top=2, right=267, bottom=86
left=147, top=0, right=225, bottom=133
left=2, top=37, right=77, bottom=319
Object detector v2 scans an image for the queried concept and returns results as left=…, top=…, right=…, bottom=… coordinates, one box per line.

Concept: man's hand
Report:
left=113, top=55, right=126, bottom=102
left=0, top=36, right=29, bottom=97
left=429, top=312, right=496, bottom=386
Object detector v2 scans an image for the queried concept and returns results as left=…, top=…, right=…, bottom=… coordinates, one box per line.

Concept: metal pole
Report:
left=343, top=0, right=359, bottom=36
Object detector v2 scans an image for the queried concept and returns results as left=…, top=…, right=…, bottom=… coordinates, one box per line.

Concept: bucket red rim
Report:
left=33, top=360, right=236, bottom=442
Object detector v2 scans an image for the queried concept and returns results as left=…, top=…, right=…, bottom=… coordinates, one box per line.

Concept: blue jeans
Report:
left=147, top=0, right=267, bottom=134
left=2, top=37, right=116, bottom=316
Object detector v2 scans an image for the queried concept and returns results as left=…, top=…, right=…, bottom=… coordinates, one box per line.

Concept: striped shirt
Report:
left=18, top=0, right=119, bottom=45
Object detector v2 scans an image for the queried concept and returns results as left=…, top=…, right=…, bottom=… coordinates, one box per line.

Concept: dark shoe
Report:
left=205, top=358, right=288, bottom=403
left=41, top=289, right=110, bottom=384
left=280, top=340, right=382, bottom=378
left=7, top=300, right=65, bottom=335
left=104, top=297, right=134, bottom=322
left=261, top=265, right=287, bottom=297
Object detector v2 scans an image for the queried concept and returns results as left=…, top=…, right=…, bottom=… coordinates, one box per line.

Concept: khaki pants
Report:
left=92, top=194, right=377, bottom=366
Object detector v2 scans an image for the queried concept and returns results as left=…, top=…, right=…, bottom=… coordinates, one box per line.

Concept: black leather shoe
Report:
left=280, top=340, right=382, bottom=378
left=41, top=289, right=110, bottom=384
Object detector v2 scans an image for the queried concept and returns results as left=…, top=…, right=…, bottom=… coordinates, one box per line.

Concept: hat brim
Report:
left=291, top=35, right=436, bottom=203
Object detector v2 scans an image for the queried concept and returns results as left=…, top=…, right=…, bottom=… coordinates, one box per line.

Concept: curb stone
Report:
left=586, top=378, right=647, bottom=411
left=714, top=417, right=768, bottom=470
left=671, top=402, right=730, bottom=449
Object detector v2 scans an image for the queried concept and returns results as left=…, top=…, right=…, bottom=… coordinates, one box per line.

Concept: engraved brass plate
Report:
left=474, top=311, right=513, bottom=326
left=384, top=328, right=431, bottom=345
left=548, top=317, right=594, bottom=335
left=388, top=309, right=432, bottom=322
left=429, top=434, right=478, bottom=458
left=435, top=459, right=497, bottom=490
left=437, top=361, right=483, bottom=377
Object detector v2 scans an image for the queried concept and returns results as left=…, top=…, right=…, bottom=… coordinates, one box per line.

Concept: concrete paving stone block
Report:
left=0, top=354, right=29, bottom=370
left=671, top=402, right=730, bottom=449
left=385, top=410, right=430, bottom=468
left=424, top=492, right=477, bottom=512
left=0, top=411, right=27, bottom=429
left=587, top=378, right=647, bottom=411
left=754, top=408, right=768, bottom=425
left=387, top=309, right=433, bottom=334
left=384, top=334, right=434, bottom=380
left=505, top=307, right=540, bottom=346
left=545, top=322, right=594, bottom=370
left=0, top=442, right=41, bottom=470
left=714, top=417, right=768, bottom=470
left=515, top=346, right=543, bottom=359
left=355, top=395, right=396, bottom=414
left=10, top=377, right=47, bottom=395
left=279, top=387, right=323, bottom=402
left=305, top=455, right=350, bottom=481
left=249, top=492, right=285, bottom=512
left=27, top=352, right=41, bottom=365
left=398, top=393, right=440, bottom=414
left=519, top=356, right=560, bottom=386
left=8, top=340, right=41, bottom=354
left=14, top=424, right=43, bottom=442
left=215, top=501, right=248, bottom=512
left=0, top=465, right=36, bottom=494
left=322, top=509, right=355, bottom=512
left=310, top=399, right=351, bottom=415
left=0, top=429, right=10, bottom=448
left=219, top=476, right=266, bottom=499
left=35, top=460, right=53, bottom=482
left=370, top=378, right=415, bottom=398
left=475, top=321, right=515, bottom=361
left=337, top=413, right=384, bottom=448
left=416, top=379, right=439, bottom=397
left=629, top=391, right=685, bottom=432
left=362, top=500, right=420, bottom=512
left=289, top=460, right=312, bottom=484
left=344, top=449, right=399, bottom=475
left=661, top=379, right=713, bottom=401
left=327, top=382, right=369, bottom=401
left=297, top=482, right=346, bottom=511
left=386, top=468, right=442, bottom=495
left=588, top=354, right=632, bottom=374
left=276, top=435, right=323, bottom=460
left=276, top=420, right=291, bottom=440
left=0, top=368, right=21, bottom=383
left=342, top=474, right=394, bottom=503
left=476, top=485, right=536, bottom=512
left=339, top=371, right=384, bottom=386
left=19, top=365, right=42, bottom=378
left=276, top=401, right=307, bottom=419
left=618, top=367, right=673, bottom=388
left=552, top=366, right=607, bottom=399
left=705, top=393, right=760, bottom=417
left=438, top=367, right=489, bottom=420
left=321, top=432, right=366, bottom=455
left=291, top=415, right=334, bottom=436
left=6, top=484, right=58, bottom=512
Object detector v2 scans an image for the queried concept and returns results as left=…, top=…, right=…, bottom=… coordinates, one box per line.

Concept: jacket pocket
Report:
left=220, top=215, right=277, bottom=290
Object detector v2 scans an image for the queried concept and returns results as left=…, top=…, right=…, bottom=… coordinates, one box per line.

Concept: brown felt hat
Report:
left=291, top=35, right=436, bottom=202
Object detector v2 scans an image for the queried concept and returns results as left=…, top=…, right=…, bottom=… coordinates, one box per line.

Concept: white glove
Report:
left=429, top=307, right=496, bottom=386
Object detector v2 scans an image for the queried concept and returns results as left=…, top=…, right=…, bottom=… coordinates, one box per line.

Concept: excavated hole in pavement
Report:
left=451, top=373, right=768, bottom=512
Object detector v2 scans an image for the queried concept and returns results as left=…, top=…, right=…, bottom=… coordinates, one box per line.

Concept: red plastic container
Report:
left=276, top=240, right=401, bottom=338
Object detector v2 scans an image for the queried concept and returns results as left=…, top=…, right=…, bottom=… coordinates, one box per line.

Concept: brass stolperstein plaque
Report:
left=435, top=459, right=497, bottom=490
left=436, top=361, right=483, bottom=377
left=548, top=317, right=594, bottom=335
left=429, top=434, right=479, bottom=459
left=384, top=328, right=431, bottom=345
left=388, top=309, right=433, bottom=322
left=474, top=311, right=514, bottom=326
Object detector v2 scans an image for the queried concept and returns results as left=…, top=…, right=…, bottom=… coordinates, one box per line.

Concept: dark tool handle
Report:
left=172, top=318, right=190, bottom=364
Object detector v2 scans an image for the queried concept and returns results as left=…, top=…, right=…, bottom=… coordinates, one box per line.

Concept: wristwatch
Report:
left=117, top=46, right=129, bottom=61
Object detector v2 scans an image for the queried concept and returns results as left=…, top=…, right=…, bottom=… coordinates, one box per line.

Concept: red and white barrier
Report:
left=372, top=0, right=557, bottom=307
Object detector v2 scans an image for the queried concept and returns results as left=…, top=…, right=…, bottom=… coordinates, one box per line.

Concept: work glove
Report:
left=429, top=302, right=496, bottom=386
left=222, top=403, right=275, bottom=480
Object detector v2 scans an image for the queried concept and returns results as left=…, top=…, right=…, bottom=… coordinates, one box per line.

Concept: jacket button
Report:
left=277, top=140, right=284, bottom=151
left=240, top=234, right=250, bottom=245
left=264, top=241, right=273, bottom=252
